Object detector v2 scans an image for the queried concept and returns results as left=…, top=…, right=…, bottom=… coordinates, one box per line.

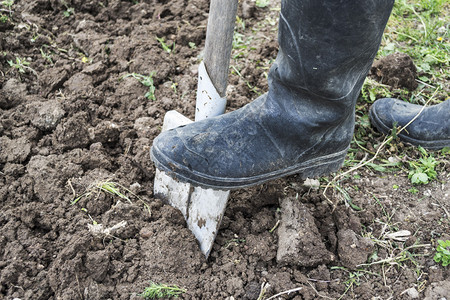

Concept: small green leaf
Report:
left=255, top=0, right=270, bottom=8
left=411, top=172, right=429, bottom=184
left=368, top=162, right=387, bottom=172
left=369, top=89, right=377, bottom=101
left=434, top=240, right=450, bottom=267
left=383, top=42, right=396, bottom=52
left=417, top=62, right=431, bottom=72
left=418, top=75, right=430, bottom=82
left=441, top=147, right=450, bottom=155
left=418, top=146, right=428, bottom=157
left=408, top=187, right=419, bottom=194
left=434, top=253, right=442, bottom=263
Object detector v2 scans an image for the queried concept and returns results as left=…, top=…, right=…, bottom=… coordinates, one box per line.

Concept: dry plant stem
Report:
left=265, top=287, right=303, bottom=300
left=356, top=243, right=431, bottom=267
left=418, top=280, right=427, bottom=293
left=269, top=220, right=280, bottom=233
left=323, top=135, right=392, bottom=208
left=323, top=89, right=438, bottom=208
left=306, top=281, right=335, bottom=300
left=353, top=138, right=375, bottom=156
left=411, top=6, right=427, bottom=38
left=337, top=282, right=353, bottom=300
left=67, top=179, right=76, bottom=198
left=307, top=278, right=338, bottom=283
left=382, top=264, right=387, bottom=286
left=75, top=274, right=83, bottom=300
left=257, top=282, right=270, bottom=300
left=415, top=78, right=436, bottom=89
left=432, top=196, right=450, bottom=220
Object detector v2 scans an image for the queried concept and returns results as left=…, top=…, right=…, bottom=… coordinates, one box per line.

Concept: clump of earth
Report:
left=370, top=52, right=418, bottom=90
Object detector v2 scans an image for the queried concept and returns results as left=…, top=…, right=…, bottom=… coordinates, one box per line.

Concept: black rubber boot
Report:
left=151, top=0, right=394, bottom=190
left=370, top=98, right=450, bottom=149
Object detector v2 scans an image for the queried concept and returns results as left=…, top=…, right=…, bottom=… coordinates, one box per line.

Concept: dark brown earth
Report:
left=370, top=52, right=418, bottom=91
left=1, top=1, right=449, bottom=299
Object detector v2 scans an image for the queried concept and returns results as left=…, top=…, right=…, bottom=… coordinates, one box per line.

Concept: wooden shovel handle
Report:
left=203, top=0, right=238, bottom=98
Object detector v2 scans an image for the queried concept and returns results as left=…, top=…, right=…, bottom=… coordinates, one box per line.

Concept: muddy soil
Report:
left=1, top=1, right=449, bottom=299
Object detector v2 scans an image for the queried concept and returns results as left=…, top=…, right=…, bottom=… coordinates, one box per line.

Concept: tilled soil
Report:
left=1, top=1, right=449, bottom=299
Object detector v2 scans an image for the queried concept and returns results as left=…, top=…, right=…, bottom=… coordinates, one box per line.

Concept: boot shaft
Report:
left=270, top=0, right=395, bottom=100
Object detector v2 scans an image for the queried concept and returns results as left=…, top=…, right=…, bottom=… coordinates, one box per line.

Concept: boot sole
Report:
left=150, top=146, right=347, bottom=190
left=369, top=107, right=450, bottom=150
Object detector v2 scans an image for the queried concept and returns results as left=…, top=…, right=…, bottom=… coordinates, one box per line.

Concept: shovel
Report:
left=153, top=0, right=238, bottom=258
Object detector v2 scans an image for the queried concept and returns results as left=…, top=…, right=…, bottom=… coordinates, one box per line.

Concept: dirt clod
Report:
left=27, top=100, right=66, bottom=131
left=424, top=280, right=450, bottom=300
left=337, top=229, right=374, bottom=269
left=0, top=78, right=27, bottom=109
left=0, top=136, right=31, bottom=163
left=370, top=52, right=418, bottom=91
left=277, top=197, right=335, bottom=267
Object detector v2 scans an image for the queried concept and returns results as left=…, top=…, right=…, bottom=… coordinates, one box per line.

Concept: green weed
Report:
left=81, top=208, right=98, bottom=225
left=71, top=180, right=132, bottom=205
left=408, top=146, right=439, bottom=184
left=170, top=81, right=177, bottom=94
left=256, top=283, right=270, bottom=300
left=334, top=183, right=362, bottom=211
left=122, top=72, right=157, bottom=100
left=139, top=282, right=186, bottom=299
left=331, top=267, right=379, bottom=300
left=441, top=147, right=450, bottom=155
left=255, top=0, right=270, bottom=8
left=434, top=239, right=450, bottom=267
left=156, top=36, right=175, bottom=54
left=230, top=65, right=261, bottom=95
left=0, top=0, right=12, bottom=22
left=8, top=57, right=37, bottom=75
left=236, top=15, right=245, bottom=31
left=418, top=0, right=447, bottom=15
left=63, top=7, right=74, bottom=17
left=361, top=78, right=399, bottom=103
left=60, top=0, right=74, bottom=17
left=1, top=0, right=13, bottom=8
left=40, top=46, right=54, bottom=64
left=97, top=181, right=130, bottom=201
left=232, top=32, right=251, bottom=59
left=224, top=237, right=246, bottom=249
left=408, top=187, right=419, bottom=194
left=1, top=0, right=13, bottom=14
